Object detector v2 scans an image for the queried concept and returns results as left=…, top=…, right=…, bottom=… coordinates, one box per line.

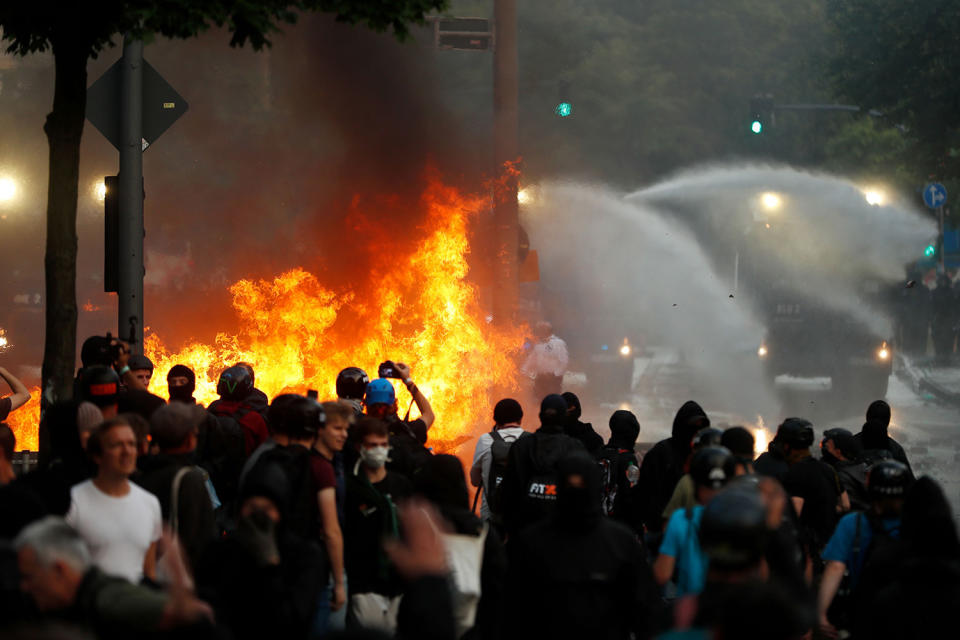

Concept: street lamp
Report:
left=93, top=179, right=107, bottom=202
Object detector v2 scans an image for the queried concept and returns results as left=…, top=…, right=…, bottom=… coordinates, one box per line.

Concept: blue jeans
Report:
left=311, top=573, right=347, bottom=638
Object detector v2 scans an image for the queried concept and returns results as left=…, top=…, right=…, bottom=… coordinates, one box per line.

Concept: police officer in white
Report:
left=521, top=321, right=569, bottom=399
left=66, top=417, right=162, bottom=583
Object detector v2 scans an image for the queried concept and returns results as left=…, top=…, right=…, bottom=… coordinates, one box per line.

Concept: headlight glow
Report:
left=758, top=345, right=768, bottom=358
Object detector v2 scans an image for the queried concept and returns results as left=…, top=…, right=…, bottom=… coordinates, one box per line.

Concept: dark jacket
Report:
left=135, top=452, right=217, bottom=571
left=506, top=454, right=662, bottom=640
left=345, top=465, right=412, bottom=596
left=499, top=422, right=585, bottom=539
left=636, top=401, right=709, bottom=533
left=196, top=527, right=327, bottom=640
left=854, top=422, right=913, bottom=476
left=564, top=419, right=604, bottom=455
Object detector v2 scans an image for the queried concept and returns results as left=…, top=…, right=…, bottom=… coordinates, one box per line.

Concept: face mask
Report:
left=360, top=445, right=390, bottom=469
left=169, top=384, right=194, bottom=402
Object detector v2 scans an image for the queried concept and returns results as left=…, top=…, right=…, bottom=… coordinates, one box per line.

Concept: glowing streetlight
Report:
left=517, top=187, right=532, bottom=205
left=0, top=177, right=17, bottom=202
left=760, top=192, right=782, bottom=211
left=863, top=189, right=885, bottom=206
left=93, top=179, right=107, bottom=202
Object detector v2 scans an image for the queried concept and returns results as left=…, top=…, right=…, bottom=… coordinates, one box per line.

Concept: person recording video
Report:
left=364, top=361, right=435, bottom=478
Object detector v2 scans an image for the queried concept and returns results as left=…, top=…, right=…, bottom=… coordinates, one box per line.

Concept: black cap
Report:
left=693, top=427, right=723, bottom=450
left=823, top=427, right=861, bottom=460
left=493, top=398, right=523, bottom=425
left=539, top=394, right=568, bottom=425
left=80, top=335, right=114, bottom=368
left=776, top=417, right=814, bottom=449
left=268, top=394, right=326, bottom=439
left=867, top=460, right=911, bottom=499
left=699, top=488, right=768, bottom=570
left=721, top=427, right=755, bottom=459
left=690, top=446, right=736, bottom=489
left=128, top=354, right=154, bottom=372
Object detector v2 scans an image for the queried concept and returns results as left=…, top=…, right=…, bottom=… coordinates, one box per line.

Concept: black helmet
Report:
left=79, top=365, right=120, bottom=408
left=776, top=417, right=814, bottom=449
left=699, top=488, right=768, bottom=570
left=268, top=394, right=326, bottom=439
left=336, top=367, right=370, bottom=400
left=690, top=446, right=736, bottom=489
left=217, top=365, right=254, bottom=401
left=693, top=427, right=723, bottom=450
left=867, top=460, right=911, bottom=499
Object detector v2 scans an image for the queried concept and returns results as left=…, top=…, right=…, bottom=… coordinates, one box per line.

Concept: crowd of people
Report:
left=0, top=332, right=959, bottom=640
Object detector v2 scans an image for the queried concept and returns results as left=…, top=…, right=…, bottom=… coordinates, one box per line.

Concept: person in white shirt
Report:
left=521, top=322, right=569, bottom=400
left=470, top=398, right=526, bottom=523
left=66, top=417, right=162, bottom=583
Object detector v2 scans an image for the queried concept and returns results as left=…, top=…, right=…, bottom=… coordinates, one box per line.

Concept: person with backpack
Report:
left=364, top=363, right=435, bottom=479
left=853, top=400, right=912, bottom=475
left=654, top=446, right=736, bottom=597
left=416, top=454, right=506, bottom=640
left=135, top=402, right=218, bottom=574
left=596, top=409, right=642, bottom=534
left=820, top=428, right=869, bottom=512
left=470, top=398, right=525, bottom=530
left=498, top=394, right=585, bottom=540
left=208, top=365, right=270, bottom=458
left=344, top=416, right=412, bottom=632
left=817, top=460, right=911, bottom=638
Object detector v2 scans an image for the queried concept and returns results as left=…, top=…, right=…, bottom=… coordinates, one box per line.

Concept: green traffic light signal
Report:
left=924, top=244, right=936, bottom=258
left=751, top=120, right=763, bottom=134
left=555, top=102, right=572, bottom=118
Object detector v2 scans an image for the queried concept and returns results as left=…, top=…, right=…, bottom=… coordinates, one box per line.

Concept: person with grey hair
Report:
left=76, top=402, right=104, bottom=452
left=15, top=516, right=212, bottom=635
left=136, top=403, right=218, bottom=571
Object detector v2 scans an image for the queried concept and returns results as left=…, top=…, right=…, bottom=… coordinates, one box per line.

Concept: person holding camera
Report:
left=365, top=362, right=435, bottom=479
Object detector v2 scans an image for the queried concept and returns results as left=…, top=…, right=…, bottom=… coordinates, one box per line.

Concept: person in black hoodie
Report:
left=195, top=462, right=327, bottom=640
left=636, top=400, right=710, bottom=537
left=854, top=400, right=912, bottom=474
left=561, top=392, right=603, bottom=455
left=414, top=454, right=506, bottom=640
left=499, top=394, right=585, bottom=540
left=506, top=452, right=663, bottom=640
left=598, top=409, right=643, bottom=534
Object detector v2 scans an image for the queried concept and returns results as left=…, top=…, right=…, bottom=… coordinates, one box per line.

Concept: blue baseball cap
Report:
left=365, top=378, right=396, bottom=406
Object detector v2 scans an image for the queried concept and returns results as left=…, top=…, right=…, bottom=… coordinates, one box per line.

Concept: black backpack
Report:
left=597, top=447, right=639, bottom=517
left=520, top=433, right=580, bottom=525
left=486, top=430, right=517, bottom=518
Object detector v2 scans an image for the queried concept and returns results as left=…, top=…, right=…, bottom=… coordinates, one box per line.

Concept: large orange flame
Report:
left=145, top=172, right=527, bottom=451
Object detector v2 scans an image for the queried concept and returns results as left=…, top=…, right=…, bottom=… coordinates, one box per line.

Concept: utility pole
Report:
left=118, top=35, right=144, bottom=352
left=493, top=0, right=519, bottom=326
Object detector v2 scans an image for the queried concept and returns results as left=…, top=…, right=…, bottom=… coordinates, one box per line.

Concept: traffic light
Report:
left=749, top=95, right=774, bottom=134
left=555, top=79, right=572, bottom=118
left=924, top=243, right=936, bottom=258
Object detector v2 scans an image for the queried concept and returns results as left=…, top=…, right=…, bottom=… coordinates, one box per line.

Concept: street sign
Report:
left=86, top=59, right=188, bottom=151
left=923, top=182, right=947, bottom=209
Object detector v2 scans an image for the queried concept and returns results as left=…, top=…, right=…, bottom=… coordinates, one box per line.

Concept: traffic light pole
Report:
left=118, top=36, right=145, bottom=352
left=493, top=0, right=519, bottom=326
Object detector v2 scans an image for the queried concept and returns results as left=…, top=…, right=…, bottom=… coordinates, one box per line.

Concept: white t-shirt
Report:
left=521, top=335, right=569, bottom=378
left=470, top=427, right=526, bottom=520
left=66, top=479, right=162, bottom=583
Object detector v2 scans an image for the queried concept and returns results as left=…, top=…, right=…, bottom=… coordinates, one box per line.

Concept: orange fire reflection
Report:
left=145, top=172, right=527, bottom=451
left=6, top=389, right=40, bottom=452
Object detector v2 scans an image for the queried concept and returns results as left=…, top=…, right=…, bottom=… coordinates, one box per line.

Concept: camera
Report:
left=378, top=360, right=402, bottom=379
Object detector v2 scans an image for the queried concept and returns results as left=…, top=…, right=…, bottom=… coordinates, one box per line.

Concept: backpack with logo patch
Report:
left=520, top=432, right=580, bottom=524
left=597, top=447, right=640, bottom=517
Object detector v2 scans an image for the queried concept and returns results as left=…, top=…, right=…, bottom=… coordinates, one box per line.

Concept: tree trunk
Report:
left=41, top=37, right=88, bottom=409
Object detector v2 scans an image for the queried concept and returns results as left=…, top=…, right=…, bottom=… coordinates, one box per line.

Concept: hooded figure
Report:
left=636, top=400, right=710, bottom=534
left=598, top=410, right=643, bottom=534
left=855, top=400, right=912, bottom=473
left=506, top=452, right=662, bottom=640
left=498, top=394, right=586, bottom=538
left=561, top=392, right=603, bottom=454
left=415, top=455, right=506, bottom=640
left=195, top=462, right=327, bottom=640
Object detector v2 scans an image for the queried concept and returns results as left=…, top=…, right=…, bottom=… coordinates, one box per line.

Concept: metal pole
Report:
left=493, top=0, right=519, bottom=326
left=939, top=205, right=946, bottom=273
left=118, top=36, right=144, bottom=352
